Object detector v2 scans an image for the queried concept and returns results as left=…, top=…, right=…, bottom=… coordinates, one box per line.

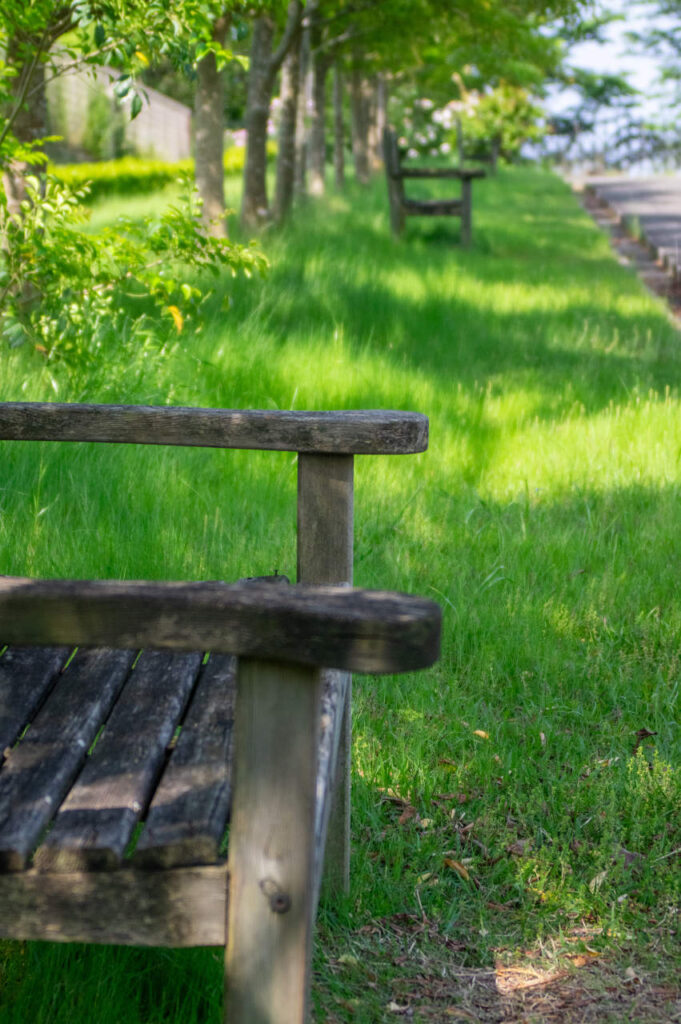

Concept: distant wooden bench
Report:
left=383, top=127, right=486, bottom=245
left=0, top=402, right=440, bottom=1024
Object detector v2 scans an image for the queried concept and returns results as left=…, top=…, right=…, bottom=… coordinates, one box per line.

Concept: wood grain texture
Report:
left=34, top=651, right=202, bottom=872
left=0, top=645, right=69, bottom=757
left=0, top=578, right=441, bottom=674
left=313, top=668, right=350, bottom=907
left=0, top=865, right=227, bottom=946
left=134, top=653, right=236, bottom=869
left=297, top=454, right=353, bottom=897
left=0, top=404, right=428, bottom=455
left=297, top=454, right=353, bottom=587
left=0, top=648, right=135, bottom=871
left=226, top=659, right=321, bottom=1024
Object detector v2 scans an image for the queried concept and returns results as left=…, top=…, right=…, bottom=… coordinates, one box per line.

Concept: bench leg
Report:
left=461, top=179, right=472, bottom=247
left=225, top=658, right=322, bottom=1024
left=321, top=675, right=351, bottom=898
left=297, top=453, right=354, bottom=897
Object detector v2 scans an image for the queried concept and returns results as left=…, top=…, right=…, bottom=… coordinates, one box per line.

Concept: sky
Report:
left=543, top=1, right=679, bottom=169
left=549, top=2, right=667, bottom=117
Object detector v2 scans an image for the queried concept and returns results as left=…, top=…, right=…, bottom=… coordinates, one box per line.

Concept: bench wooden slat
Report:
left=34, top=650, right=202, bottom=872
left=403, top=199, right=464, bottom=216
left=0, top=404, right=428, bottom=455
left=0, top=865, right=227, bottom=946
left=0, top=578, right=441, bottom=674
left=0, top=646, right=69, bottom=757
left=0, top=648, right=135, bottom=872
left=134, top=653, right=236, bottom=869
left=395, top=168, right=486, bottom=180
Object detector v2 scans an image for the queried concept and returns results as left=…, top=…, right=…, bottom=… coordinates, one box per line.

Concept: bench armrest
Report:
left=0, top=403, right=428, bottom=455
left=0, top=577, right=440, bottom=674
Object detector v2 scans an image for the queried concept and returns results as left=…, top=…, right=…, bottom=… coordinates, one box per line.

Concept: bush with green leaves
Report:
left=0, top=172, right=267, bottom=375
left=49, top=144, right=277, bottom=201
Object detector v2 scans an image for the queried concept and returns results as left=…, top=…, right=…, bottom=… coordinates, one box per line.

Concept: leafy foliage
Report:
left=0, top=2, right=267, bottom=375
left=0, top=169, right=266, bottom=373
left=49, top=144, right=277, bottom=201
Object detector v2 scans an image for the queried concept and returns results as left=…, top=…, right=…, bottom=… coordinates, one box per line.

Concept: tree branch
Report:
left=269, top=0, right=305, bottom=77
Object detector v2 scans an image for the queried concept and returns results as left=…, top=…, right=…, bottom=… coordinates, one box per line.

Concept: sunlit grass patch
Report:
left=1, top=164, right=680, bottom=1021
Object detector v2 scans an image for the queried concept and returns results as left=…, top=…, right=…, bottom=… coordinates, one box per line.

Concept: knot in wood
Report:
left=259, top=877, right=291, bottom=914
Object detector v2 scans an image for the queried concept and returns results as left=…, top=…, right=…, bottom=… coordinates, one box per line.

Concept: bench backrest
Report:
left=0, top=402, right=428, bottom=587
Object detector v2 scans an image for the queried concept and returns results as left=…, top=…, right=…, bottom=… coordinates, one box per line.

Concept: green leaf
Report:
left=130, top=93, right=143, bottom=120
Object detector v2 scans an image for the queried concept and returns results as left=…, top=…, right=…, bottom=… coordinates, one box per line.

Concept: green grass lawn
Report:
left=1, top=165, right=680, bottom=1022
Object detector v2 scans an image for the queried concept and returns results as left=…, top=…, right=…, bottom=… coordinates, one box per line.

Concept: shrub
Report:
left=49, top=142, right=277, bottom=201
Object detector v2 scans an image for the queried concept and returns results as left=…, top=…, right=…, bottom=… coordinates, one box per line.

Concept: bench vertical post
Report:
left=382, top=128, right=406, bottom=236
left=225, top=658, right=322, bottom=1024
left=461, top=177, right=472, bottom=247
left=297, top=453, right=353, bottom=896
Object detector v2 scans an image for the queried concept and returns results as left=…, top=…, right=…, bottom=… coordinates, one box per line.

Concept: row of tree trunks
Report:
left=237, top=0, right=388, bottom=228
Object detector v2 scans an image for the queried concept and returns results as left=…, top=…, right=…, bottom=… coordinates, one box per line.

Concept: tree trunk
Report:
left=241, top=15, right=275, bottom=228
left=350, top=66, right=370, bottom=185
left=307, top=4, right=327, bottom=197
left=273, top=24, right=301, bottom=222
left=194, top=14, right=230, bottom=238
left=294, top=23, right=310, bottom=196
left=242, top=1, right=303, bottom=229
left=372, top=74, right=387, bottom=170
left=2, top=38, right=48, bottom=218
left=332, top=63, right=345, bottom=190
left=309, top=57, right=329, bottom=195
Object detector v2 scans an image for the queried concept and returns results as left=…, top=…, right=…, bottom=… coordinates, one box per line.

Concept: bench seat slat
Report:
left=0, top=648, right=135, bottom=872
left=0, top=646, right=69, bottom=757
left=403, top=199, right=464, bottom=216
left=35, top=650, right=202, bottom=872
left=394, top=168, right=486, bottom=180
left=0, top=865, right=228, bottom=946
left=134, top=653, right=236, bottom=869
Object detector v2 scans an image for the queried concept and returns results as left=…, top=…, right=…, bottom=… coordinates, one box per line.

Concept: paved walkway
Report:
left=585, top=175, right=681, bottom=279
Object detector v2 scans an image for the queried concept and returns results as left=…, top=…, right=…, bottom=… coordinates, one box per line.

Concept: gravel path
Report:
left=585, top=175, right=681, bottom=278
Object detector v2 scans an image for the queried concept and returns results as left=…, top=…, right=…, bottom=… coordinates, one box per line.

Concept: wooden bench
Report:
left=383, top=127, right=486, bottom=245
left=0, top=402, right=440, bottom=1024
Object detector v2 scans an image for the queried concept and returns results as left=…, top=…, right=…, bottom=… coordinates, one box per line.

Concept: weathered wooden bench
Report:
left=383, top=127, right=486, bottom=245
left=0, top=402, right=440, bottom=1024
